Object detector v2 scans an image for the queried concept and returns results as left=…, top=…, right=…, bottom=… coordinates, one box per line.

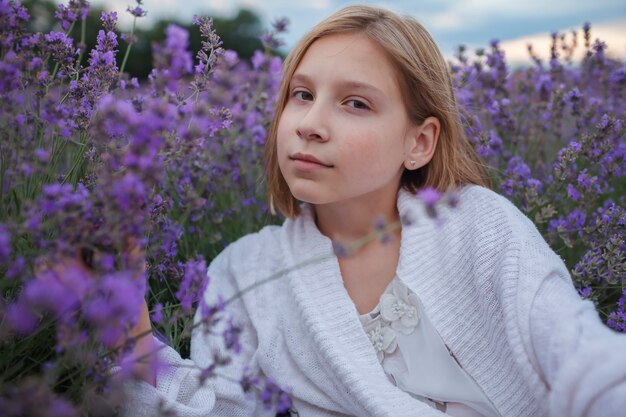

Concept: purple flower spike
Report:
left=151, top=303, right=164, bottom=324
left=199, top=295, right=225, bottom=328
left=607, top=290, right=626, bottom=333
left=175, top=257, right=208, bottom=314
left=83, top=272, right=144, bottom=347
left=577, top=286, right=592, bottom=299
left=0, top=224, right=10, bottom=263
left=417, top=187, right=441, bottom=219
left=48, top=397, right=80, bottom=417
left=6, top=301, right=39, bottom=335
left=240, top=370, right=293, bottom=414
left=417, top=187, right=441, bottom=206
left=332, top=241, right=349, bottom=258
left=126, top=0, right=147, bottom=18
left=271, top=17, right=289, bottom=33
left=21, top=264, right=91, bottom=318
left=55, top=1, right=89, bottom=32
left=222, top=318, right=242, bottom=354
left=373, top=215, right=393, bottom=244
left=150, top=24, right=193, bottom=93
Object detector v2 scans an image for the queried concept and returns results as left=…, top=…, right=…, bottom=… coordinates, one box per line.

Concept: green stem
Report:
left=60, top=131, right=88, bottom=186
left=186, top=90, right=201, bottom=129
left=49, top=62, right=61, bottom=84
left=78, top=16, right=87, bottom=68
left=58, top=17, right=88, bottom=109
left=44, top=20, right=77, bottom=86
left=119, top=17, right=137, bottom=75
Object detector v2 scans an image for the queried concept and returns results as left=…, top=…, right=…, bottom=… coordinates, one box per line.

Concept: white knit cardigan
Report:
left=123, top=186, right=626, bottom=417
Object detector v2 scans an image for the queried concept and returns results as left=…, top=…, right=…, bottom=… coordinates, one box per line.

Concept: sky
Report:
left=85, top=0, right=626, bottom=64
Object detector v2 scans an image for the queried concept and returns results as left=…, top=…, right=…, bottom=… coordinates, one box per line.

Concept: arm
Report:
left=516, top=236, right=626, bottom=417
left=124, top=298, right=158, bottom=386
left=121, top=244, right=271, bottom=417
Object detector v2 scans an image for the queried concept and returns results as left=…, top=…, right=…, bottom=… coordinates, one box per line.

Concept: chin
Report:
left=289, top=187, right=332, bottom=206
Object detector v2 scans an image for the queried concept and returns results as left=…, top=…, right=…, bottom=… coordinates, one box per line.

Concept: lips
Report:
left=290, top=152, right=333, bottom=167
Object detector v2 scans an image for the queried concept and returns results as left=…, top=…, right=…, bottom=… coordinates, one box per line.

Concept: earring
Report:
left=409, top=160, right=417, bottom=167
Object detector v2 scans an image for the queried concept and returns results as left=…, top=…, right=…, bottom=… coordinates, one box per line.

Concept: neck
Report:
left=313, top=188, right=401, bottom=243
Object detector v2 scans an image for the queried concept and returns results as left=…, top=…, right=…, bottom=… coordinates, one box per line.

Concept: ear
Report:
left=403, top=116, right=439, bottom=170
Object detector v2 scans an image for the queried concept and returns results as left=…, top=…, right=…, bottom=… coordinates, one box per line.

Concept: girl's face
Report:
left=276, top=32, right=417, bottom=209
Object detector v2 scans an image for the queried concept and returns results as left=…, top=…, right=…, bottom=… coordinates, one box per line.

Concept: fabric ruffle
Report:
left=362, top=278, right=422, bottom=362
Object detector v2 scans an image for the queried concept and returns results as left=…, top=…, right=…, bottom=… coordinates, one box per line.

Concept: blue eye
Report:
left=346, top=99, right=370, bottom=110
left=294, top=90, right=313, bottom=101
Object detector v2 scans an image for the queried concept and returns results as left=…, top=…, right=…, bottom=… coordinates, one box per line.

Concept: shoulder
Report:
left=201, top=224, right=287, bottom=304
left=452, top=186, right=568, bottom=280
left=453, top=185, right=543, bottom=242
left=401, top=185, right=540, bottom=240
left=401, top=185, right=556, bottom=264
left=209, top=223, right=284, bottom=272
left=206, top=215, right=318, bottom=284
left=457, top=185, right=531, bottom=223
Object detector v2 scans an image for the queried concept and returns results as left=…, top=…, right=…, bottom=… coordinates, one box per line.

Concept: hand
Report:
left=124, top=237, right=147, bottom=278
left=110, top=238, right=158, bottom=385
left=125, top=294, right=158, bottom=386
left=115, top=238, right=158, bottom=385
left=40, top=243, right=157, bottom=386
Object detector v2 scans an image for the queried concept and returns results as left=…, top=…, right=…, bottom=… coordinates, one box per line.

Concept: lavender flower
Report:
left=577, top=286, right=592, bottom=299
left=222, top=318, right=243, bottom=354
left=198, top=351, right=232, bottom=385
left=0, top=0, right=30, bottom=50
left=5, top=301, right=39, bottom=334
left=240, top=370, right=293, bottom=414
left=150, top=24, right=193, bottom=93
left=151, top=303, right=164, bottom=324
left=0, top=224, right=10, bottom=263
left=332, top=241, right=350, bottom=258
left=126, top=0, right=147, bottom=18
left=191, top=15, right=224, bottom=92
left=83, top=271, right=145, bottom=347
left=44, top=31, right=77, bottom=78
left=373, top=215, right=393, bottom=244
left=55, top=0, right=89, bottom=32
left=1, top=1, right=288, bottom=414
left=261, top=17, right=289, bottom=50
left=175, top=257, right=208, bottom=314
left=1, top=8, right=624, bottom=417
left=607, top=290, right=626, bottom=333
left=417, top=186, right=441, bottom=218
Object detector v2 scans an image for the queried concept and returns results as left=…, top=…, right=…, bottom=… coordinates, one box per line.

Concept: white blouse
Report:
left=359, top=276, right=501, bottom=417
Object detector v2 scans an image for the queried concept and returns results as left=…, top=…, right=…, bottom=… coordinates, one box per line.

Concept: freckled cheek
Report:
left=345, top=134, right=403, bottom=172
left=345, top=134, right=385, bottom=157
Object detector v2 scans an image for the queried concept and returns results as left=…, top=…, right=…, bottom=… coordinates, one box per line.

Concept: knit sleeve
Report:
left=120, top=243, right=273, bottom=417
left=514, top=227, right=626, bottom=417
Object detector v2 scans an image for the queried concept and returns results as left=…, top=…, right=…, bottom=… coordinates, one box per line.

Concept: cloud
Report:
left=83, top=0, right=252, bottom=28
left=497, top=18, right=626, bottom=65
left=426, top=10, right=462, bottom=30
left=63, top=0, right=626, bottom=61
left=415, top=0, right=626, bottom=31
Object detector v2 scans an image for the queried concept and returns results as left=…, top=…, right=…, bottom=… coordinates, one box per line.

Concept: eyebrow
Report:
left=290, top=73, right=387, bottom=98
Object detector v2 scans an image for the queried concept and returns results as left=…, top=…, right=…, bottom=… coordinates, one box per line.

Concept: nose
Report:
left=295, top=100, right=329, bottom=142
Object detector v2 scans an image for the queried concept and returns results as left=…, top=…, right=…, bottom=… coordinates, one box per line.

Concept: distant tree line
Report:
left=21, top=0, right=269, bottom=79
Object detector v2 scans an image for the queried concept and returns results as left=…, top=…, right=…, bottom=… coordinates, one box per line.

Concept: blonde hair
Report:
left=265, top=5, right=491, bottom=218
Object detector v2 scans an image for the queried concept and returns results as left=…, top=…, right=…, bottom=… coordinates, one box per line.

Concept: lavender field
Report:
left=0, top=0, right=624, bottom=415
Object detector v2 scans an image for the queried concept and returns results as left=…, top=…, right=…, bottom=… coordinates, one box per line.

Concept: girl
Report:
left=123, top=5, right=626, bottom=416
